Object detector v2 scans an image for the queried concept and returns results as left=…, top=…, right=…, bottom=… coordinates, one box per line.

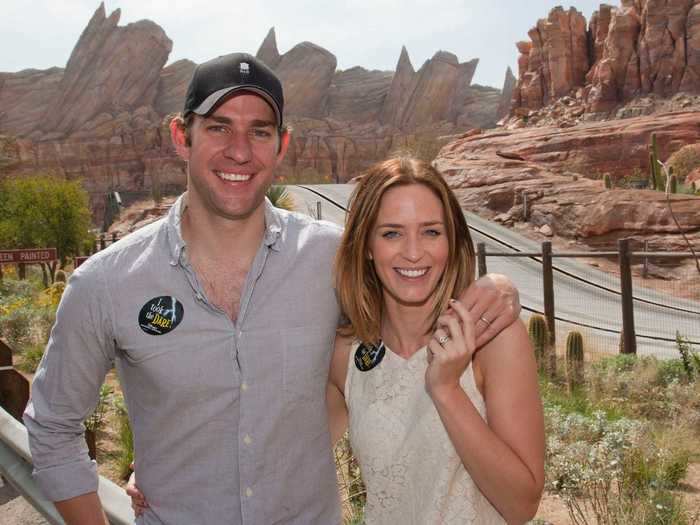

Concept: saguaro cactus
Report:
left=649, top=133, right=665, bottom=191
left=603, top=173, right=612, bottom=189
left=669, top=174, right=678, bottom=194
left=565, top=331, right=585, bottom=390
left=528, top=314, right=549, bottom=374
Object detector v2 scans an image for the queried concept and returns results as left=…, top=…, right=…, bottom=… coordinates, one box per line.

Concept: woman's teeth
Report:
left=396, top=268, right=428, bottom=278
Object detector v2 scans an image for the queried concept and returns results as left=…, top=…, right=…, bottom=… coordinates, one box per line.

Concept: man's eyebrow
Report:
left=250, top=119, right=276, bottom=128
left=206, top=115, right=232, bottom=124
left=204, top=115, right=276, bottom=128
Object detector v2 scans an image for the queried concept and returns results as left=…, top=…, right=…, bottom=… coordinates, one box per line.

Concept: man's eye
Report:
left=207, top=125, right=228, bottom=133
left=251, top=128, right=273, bottom=139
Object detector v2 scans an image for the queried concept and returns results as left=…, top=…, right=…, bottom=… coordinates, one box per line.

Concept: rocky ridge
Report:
left=511, top=0, right=700, bottom=121
left=0, top=4, right=506, bottom=222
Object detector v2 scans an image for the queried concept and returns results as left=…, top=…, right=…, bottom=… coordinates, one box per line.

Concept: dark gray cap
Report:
left=183, top=53, right=284, bottom=127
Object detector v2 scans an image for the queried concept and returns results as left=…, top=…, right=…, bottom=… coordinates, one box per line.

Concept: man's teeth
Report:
left=215, top=171, right=251, bottom=182
left=396, top=268, right=428, bottom=278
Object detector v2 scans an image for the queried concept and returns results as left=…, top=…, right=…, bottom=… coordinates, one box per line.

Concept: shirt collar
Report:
left=262, top=197, right=283, bottom=252
left=166, top=194, right=284, bottom=264
left=166, top=194, right=188, bottom=266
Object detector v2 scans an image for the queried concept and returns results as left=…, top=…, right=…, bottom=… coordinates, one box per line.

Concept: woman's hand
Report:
left=125, top=464, right=149, bottom=517
left=426, top=299, right=476, bottom=399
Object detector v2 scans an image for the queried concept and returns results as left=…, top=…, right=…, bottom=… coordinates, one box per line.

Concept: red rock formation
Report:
left=0, top=68, right=64, bottom=137
left=275, top=42, right=337, bottom=118
left=326, top=67, right=393, bottom=123
left=435, top=111, right=700, bottom=249
left=155, top=59, right=196, bottom=117
left=41, top=3, right=172, bottom=137
left=497, top=67, right=516, bottom=120
left=0, top=9, right=502, bottom=223
left=379, top=46, right=416, bottom=126
left=513, top=6, right=590, bottom=111
left=256, top=27, right=281, bottom=69
left=513, top=0, right=700, bottom=117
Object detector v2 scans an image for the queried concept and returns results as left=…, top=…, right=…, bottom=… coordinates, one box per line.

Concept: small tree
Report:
left=0, top=174, right=92, bottom=281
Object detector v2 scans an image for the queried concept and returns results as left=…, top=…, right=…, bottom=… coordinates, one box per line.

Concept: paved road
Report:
left=289, top=184, right=700, bottom=358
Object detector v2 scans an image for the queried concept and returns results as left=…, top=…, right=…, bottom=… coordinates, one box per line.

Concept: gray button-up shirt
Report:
left=24, top=195, right=343, bottom=524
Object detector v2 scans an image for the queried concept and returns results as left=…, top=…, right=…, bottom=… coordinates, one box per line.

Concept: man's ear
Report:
left=170, top=118, right=191, bottom=161
left=275, top=129, right=291, bottom=164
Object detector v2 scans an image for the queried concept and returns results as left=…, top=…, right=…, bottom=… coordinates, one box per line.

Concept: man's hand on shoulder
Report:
left=455, top=273, right=521, bottom=348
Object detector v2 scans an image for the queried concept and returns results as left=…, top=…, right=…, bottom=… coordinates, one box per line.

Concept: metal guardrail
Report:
left=0, top=406, right=135, bottom=525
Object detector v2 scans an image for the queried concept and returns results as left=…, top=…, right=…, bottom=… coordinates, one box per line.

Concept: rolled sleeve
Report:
left=23, top=260, right=116, bottom=501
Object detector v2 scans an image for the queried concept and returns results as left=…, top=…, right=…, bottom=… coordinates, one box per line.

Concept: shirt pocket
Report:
left=283, top=326, right=334, bottom=405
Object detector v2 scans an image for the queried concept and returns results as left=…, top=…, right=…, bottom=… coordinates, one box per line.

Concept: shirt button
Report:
left=245, top=487, right=253, bottom=498
left=241, top=382, right=248, bottom=391
left=243, top=434, right=252, bottom=445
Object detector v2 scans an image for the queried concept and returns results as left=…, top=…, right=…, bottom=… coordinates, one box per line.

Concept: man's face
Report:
left=172, top=92, right=289, bottom=222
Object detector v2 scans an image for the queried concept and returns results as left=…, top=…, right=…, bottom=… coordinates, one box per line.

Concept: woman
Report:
left=327, top=156, right=544, bottom=524
left=128, top=156, right=543, bottom=523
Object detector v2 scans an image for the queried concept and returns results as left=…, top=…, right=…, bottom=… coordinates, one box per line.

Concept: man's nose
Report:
left=223, top=131, right=252, bottom=163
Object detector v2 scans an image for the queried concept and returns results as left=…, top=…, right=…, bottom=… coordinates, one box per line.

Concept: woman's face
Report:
left=367, top=183, right=449, bottom=309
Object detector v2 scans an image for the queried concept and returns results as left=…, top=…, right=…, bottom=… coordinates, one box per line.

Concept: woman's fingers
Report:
left=446, top=299, right=476, bottom=352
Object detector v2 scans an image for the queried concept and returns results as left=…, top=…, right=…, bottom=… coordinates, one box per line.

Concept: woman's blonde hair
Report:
left=335, top=156, right=475, bottom=345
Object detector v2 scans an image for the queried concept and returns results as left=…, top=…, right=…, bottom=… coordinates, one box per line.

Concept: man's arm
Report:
left=23, top=264, right=116, bottom=521
left=457, top=273, right=521, bottom=347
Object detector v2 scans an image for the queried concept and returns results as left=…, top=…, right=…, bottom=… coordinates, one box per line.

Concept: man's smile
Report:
left=213, top=170, right=253, bottom=182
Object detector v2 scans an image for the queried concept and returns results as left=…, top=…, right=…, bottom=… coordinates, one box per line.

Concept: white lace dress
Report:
left=345, top=342, right=506, bottom=524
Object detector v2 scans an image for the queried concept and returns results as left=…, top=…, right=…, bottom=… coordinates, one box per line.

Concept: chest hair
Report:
left=193, top=257, right=250, bottom=321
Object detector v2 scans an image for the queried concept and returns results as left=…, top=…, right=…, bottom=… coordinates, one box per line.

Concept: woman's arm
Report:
left=326, top=335, right=352, bottom=446
left=428, top=303, right=544, bottom=524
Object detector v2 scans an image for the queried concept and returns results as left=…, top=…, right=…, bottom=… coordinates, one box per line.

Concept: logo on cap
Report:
left=240, top=62, right=250, bottom=77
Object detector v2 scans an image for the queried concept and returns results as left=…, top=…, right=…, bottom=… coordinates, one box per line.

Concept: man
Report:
left=24, top=53, right=520, bottom=524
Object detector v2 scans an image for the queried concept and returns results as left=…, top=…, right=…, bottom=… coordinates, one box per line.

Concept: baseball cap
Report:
left=183, top=53, right=284, bottom=128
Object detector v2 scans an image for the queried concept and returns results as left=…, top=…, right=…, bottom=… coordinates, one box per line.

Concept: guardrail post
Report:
left=542, top=241, right=556, bottom=347
left=476, top=243, right=487, bottom=278
left=642, top=240, right=649, bottom=279
left=111, top=232, right=118, bottom=245
left=316, top=201, right=322, bottom=221
left=99, top=234, right=106, bottom=251
left=618, top=238, right=637, bottom=354
left=0, top=339, right=30, bottom=423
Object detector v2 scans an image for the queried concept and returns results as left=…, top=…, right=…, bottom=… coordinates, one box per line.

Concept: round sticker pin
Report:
left=354, top=341, right=385, bottom=372
left=138, top=296, right=184, bottom=336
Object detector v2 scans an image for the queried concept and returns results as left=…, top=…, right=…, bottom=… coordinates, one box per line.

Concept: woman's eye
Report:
left=425, top=229, right=442, bottom=237
left=381, top=231, right=399, bottom=239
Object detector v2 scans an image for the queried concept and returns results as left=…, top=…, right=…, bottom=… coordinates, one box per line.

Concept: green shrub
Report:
left=16, top=344, right=45, bottom=373
left=266, top=185, right=296, bottom=211
left=593, top=354, right=638, bottom=374
left=113, top=396, right=134, bottom=481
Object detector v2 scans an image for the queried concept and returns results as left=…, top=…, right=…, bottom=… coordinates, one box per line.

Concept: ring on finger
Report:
left=478, top=315, right=492, bottom=327
left=438, top=334, right=450, bottom=345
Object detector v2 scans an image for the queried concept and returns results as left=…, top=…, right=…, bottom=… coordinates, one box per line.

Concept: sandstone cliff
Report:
left=512, top=0, right=700, bottom=118
left=0, top=4, right=503, bottom=217
left=434, top=111, right=700, bottom=253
